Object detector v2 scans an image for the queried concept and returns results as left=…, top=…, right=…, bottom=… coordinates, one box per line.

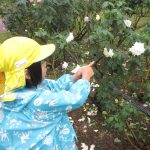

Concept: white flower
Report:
left=85, top=51, right=89, bottom=55
left=81, top=143, right=88, bottom=150
left=71, top=64, right=81, bottom=73
left=122, top=63, right=126, bottom=67
left=115, top=99, right=119, bottom=103
left=84, top=16, right=90, bottom=23
left=66, top=32, right=74, bottom=43
left=129, top=42, right=145, bottom=56
left=96, top=14, right=100, bottom=21
left=124, top=19, right=132, bottom=27
left=143, top=104, right=148, bottom=107
left=90, top=144, right=95, bottom=150
left=103, top=48, right=114, bottom=58
left=62, top=61, right=68, bottom=69
left=37, top=0, right=44, bottom=3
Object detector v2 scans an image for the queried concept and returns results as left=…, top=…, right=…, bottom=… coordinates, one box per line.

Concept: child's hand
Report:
left=81, top=65, right=94, bottom=81
left=73, top=61, right=95, bottom=81
left=73, top=67, right=82, bottom=81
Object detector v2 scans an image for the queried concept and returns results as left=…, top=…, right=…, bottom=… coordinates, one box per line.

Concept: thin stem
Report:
left=64, top=48, right=79, bottom=64
left=124, top=130, right=140, bottom=150
left=126, top=120, right=141, bottom=147
left=52, top=54, right=56, bottom=79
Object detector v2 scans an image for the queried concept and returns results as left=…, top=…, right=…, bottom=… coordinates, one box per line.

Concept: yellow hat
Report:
left=0, top=36, right=55, bottom=101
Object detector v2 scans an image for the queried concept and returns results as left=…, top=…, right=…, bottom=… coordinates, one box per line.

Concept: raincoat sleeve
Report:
left=36, top=78, right=91, bottom=112
left=45, top=74, right=75, bottom=91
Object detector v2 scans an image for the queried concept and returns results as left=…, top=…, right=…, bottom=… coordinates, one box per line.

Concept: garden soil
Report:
left=69, top=99, right=136, bottom=150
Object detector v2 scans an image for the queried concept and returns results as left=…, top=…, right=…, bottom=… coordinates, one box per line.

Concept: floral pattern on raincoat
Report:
left=0, top=74, right=91, bottom=150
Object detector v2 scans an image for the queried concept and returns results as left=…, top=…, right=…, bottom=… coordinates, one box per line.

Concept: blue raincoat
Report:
left=0, top=74, right=91, bottom=150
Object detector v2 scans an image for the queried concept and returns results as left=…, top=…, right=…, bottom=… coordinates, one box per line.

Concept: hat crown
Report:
left=0, top=37, right=41, bottom=72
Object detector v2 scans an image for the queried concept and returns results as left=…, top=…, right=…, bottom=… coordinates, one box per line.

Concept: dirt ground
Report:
left=69, top=99, right=134, bottom=150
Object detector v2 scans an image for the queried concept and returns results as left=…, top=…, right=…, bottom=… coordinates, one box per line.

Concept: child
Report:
left=0, top=36, right=94, bottom=149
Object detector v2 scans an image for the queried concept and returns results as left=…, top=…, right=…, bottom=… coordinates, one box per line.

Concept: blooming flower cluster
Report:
left=96, top=14, right=100, bottom=21
left=62, top=61, right=68, bottom=69
left=84, top=16, right=90, bottom=23
left=129, top=42, right=145, bottom=56
left=124, top=19, right=132, bottom=27
left=103, top=48, right=114, bottom=58
left=66, top=32, right=74, bottom=43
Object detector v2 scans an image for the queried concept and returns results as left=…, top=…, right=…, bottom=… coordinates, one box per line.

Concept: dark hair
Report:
left=25, top=61, right=42, bottom=88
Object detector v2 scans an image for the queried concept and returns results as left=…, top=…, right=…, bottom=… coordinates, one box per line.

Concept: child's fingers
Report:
left=88, top=61, right=95, bottom=67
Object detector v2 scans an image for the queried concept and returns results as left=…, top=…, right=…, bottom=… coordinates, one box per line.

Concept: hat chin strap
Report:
left=0, top=72, right=5, bottom=96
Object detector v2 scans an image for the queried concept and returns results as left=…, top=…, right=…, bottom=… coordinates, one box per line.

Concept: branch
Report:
left=74, top=24, right=88, bottom=41
left=63, top=48, right=79, bottom=64
left=133, top=7, right=144, bottom=29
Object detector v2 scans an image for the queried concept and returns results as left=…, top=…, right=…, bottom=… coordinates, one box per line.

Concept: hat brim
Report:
left=35, top=44, right=55, bottom=62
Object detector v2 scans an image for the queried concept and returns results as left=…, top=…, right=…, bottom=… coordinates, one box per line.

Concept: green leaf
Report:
left=102, top=2, right=114, bottom=9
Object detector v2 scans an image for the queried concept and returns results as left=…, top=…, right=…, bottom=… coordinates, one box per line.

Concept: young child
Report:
left=0, top=36, right=94, bottom=149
